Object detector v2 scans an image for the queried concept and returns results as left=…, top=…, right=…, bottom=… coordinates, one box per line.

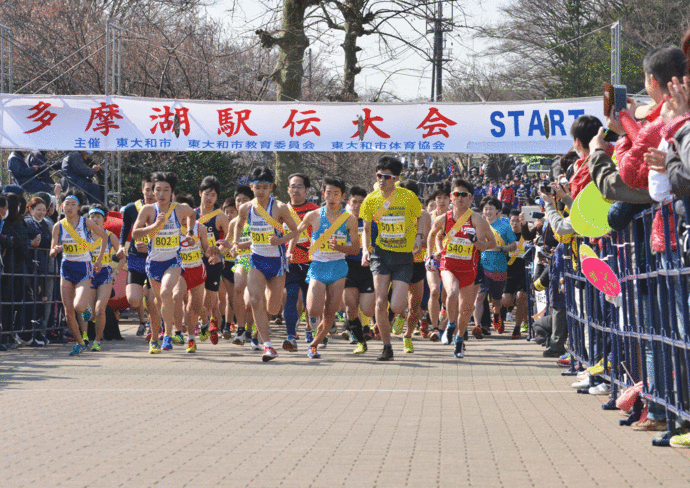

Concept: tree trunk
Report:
left=340, top=1, right=363, bottom=101
left=272, top=0, right=312, bottom=201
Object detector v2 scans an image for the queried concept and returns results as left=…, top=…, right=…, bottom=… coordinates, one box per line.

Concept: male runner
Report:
left=119, top=175, right=158, bottom=337
left=425, top=184, right=450, bottom=342
left=361, top=156, right=423, bottom=361
left=231, top=167, right=298, bottom=362
left=132, top=172, right=198, bottom=353
left=228, top=186, right=255, bottom=347
left=196, top=176, right=230, bottom=345
left=295, top=176, right=359, bottom=358
left=430, top=179, right=495, bottom=358
left=343, top=186, right=375, bottom=354
left=220, top=198, right=238, bottom=339
left=473, top=195, right=517, bottom=337
left=502, top=209, right=528, bottom=339
left=398, top=180, right=431, bottom=354
left=283, top=173, right=320, bottom=352
left=171, top=194, right=209, bottom=353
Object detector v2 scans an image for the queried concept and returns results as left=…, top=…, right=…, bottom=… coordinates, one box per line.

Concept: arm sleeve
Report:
left=545, top=203, right=575, bottom=236
left=120, top=205, right=134, bottom=246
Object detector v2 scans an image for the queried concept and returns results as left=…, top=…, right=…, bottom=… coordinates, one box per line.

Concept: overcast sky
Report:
left=204, top=0, right=507, bottom=101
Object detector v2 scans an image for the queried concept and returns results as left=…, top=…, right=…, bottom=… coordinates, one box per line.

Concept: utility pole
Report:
left=427, top=1, right=453, bottom=102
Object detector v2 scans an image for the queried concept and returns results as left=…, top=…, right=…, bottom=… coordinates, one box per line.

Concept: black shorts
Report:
left=476, top=266, right=507, bottom=300
left=204, top=263, right=222, bottom=292
left=504, top=264, right=527, bottom=295
left=285, top=262, right=310, bottom=289
left=127, top=268, right=150, bottom=288
left=222, top=261, right=235, bottom=283
left=411, top=261, right=426, bottom=284
left=369, top=248, right=413, bottom=284
left=345, top=259, right=375, bottom=294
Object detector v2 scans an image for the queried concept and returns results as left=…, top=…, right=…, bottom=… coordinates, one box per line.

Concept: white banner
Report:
left=0, top=94, right=604, bottom=153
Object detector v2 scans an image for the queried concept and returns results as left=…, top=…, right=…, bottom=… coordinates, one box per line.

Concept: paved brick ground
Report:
left=1, top=320, right=689, bottom=488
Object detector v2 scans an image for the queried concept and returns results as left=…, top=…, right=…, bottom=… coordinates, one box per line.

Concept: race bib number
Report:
left=207, top=235, right=217, bottom=247
left=318, top=234, right=347, bottom=253
left=224, top=249, right=234, bottom=261
left=63, top=243, right=84, bottom=255
left=181, top=250, right=202, bottom=263
left=153, top=234, right=179, bottom=249
left=379, top=215, right=405, bottom=239
left=136, top=235, right=150, bottom=245
left=446, top=237, right=473, bottom=260
left=237, top=236, right=251, bottom=255
left=284, top=223, right=309, bottom=244
left=92, top=252, right=111, bottom=265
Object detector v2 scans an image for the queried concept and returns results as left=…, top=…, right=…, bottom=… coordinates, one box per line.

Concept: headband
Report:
left=252, top=180, right=273, bottom=185
left=88, top=208, right=106, bottom=218
left=64, top=195, right=80, bottom=205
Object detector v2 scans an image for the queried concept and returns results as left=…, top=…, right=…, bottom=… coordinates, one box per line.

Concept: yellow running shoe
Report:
left=353, top=342, right=368, bottom=354
left=186, top=340, right=197, bottom=353
left=199, top=324, right=210, bottom=342
left=149, top=341, right=161, bottom=354
left=403, top=337, right=414, bottom=353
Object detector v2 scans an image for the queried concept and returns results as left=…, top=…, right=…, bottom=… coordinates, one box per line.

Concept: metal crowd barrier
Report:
left=0, top=246, right=65, bottom=344
left=562, top=197, right=690, bottom=446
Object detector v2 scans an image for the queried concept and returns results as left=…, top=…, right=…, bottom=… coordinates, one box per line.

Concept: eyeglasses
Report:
left=451, top=191, right=471, bottom=198
left=376, top=173, right=394, bottom=180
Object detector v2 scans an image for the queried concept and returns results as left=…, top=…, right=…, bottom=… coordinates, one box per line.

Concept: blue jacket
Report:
left=549, top=244, right=566, bottom=309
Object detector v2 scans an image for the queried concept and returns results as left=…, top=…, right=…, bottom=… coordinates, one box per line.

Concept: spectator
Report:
left=61, top=151, right=103, bottom=204
left=7, top=150, right=56, bottom=193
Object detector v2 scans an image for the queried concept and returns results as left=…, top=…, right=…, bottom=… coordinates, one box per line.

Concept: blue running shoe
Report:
left=308, top=346, right=321, bottom=359
left=162, top=335, right=173, bottom=350
left=82, top=307, right=92, bottom=322
left=305, top=330, right=314, bottom=343
left=69, top=344, right=87, bottom=356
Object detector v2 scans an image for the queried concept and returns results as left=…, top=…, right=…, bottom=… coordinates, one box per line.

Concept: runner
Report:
left=195, top=176, right=230, bottom=346
left=283, top=173, right=320, bottom=352
left=131, top=172, right=197, bottom=354
left=343, top=186, right=375, bottom=354
left=398, top=180, right=431, bottom=353
left=119, top=175, right=158, bottom=337
left=502, top=210, right=528, bottom=339
left=171, top=194, right=209, bottom=353
left=473, top=196, right=517, bottom=337
left=228, top=186, right=256, bottom=347
left=85, top=204, right=125, bottom=352
left=430, top=179, right=495, bottom=358
left=49, top=189, right=108, bottom=356
left=425, top=183, right=450, bottom=342
left=361, top=156, right=423, bottom=361
left=220, top=198, right=238, bottom=339
left=231, top=167, right=298, bottom=362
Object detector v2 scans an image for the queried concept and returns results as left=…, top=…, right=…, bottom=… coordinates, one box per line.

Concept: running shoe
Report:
left=307, top=346, right=321, bottom=359
left=209, top=318, right=220, bottom=345
left=82, top=331, right=89, bottom=346
left=186, top=340, right=197, bottom=353
left=82, top=307, right=92, bottom=322
left=222, top=327, right=233, bottom=340
left=319, top=337, right=328, bottom=349
left=335, top=311, right=345, bottom=323
left=300, top=312, right=306, bottom=323
left=199, top=324, right=210, bottom=342
left=349, top=333, right=357, bottom=345
left=136, top=322, right=147, bottom=336
left=454, top=337, right=464, bottom=358
left=472, top=325, right=483, bottom=339
left=511, top=329, right=522, bottom=340
left=232, top=332, right=246, bottom=345
left=145, top=330, right=152, bottom=342
left=282, top=336, right=298, bottom=352
left=670, top=432, right=690, bottom=448
left=273, top=314, right=283, bottom=325
left=341, top=330, right=350, bottom=340
left=262, top=346, right=278, bottom=362
left=373, top=325, right=381, bottom=340
left=481, top=326, right=492, bottom=336
left=377, top=347, right=394, bottom=361
left=403, top=337, right=414, bottom=353
left=429, top=330, right=441, bottom=342
left=521, top=321, right=528, bottom=333
left=506, top=312, right=514, bottom=323
left=304, top=329, right=314, bottom=343
left=194, top=325, right=201, bottom=336
left=392, top=315, right=405, bottom=335
left=162, top=335, right=173, bottom=351
left=353, top=342, right=368, bottom=354
left=493, top=314, right=504, bottom=334
left=251, top=338, right=261, bottom=351
left=441, top=326, right=455, bottom=345
left=557, top=357, right=571, bottom=367
left=91, top=340, right=101, bottom=352
left=149, top=341, right=161, bottom=354
left=69, top=343, right=87, bottom=356
left=172, top=333, right=185, bottom=345
left=329, top=324, right=337, bottom=335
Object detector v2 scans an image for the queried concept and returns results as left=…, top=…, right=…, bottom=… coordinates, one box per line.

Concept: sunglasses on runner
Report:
left=451, top=191, right=471, bottom=198
left=376, top=173, right=395, bottom=180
